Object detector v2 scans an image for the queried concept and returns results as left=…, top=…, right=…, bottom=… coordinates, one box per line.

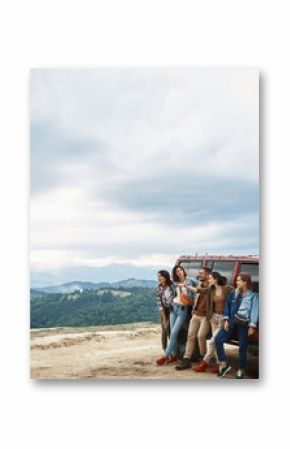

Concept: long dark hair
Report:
left=211, top=271, right=227, bottom=286
left=172, top=265, right=187, bottom=283
left=237, top=272, right=253, bottom=290
left=158, top=270, right=172, bottom=287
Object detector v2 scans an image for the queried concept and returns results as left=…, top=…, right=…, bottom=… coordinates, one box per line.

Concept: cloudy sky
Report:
left=30, top=68, right=259, bottom=285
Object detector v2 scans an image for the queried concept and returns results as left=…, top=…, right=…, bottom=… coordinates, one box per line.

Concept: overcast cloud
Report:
left=30, top=68, right=259, bottom=283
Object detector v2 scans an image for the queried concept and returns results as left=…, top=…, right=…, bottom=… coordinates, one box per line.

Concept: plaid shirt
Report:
left=156, top=284, right=175, bottom=311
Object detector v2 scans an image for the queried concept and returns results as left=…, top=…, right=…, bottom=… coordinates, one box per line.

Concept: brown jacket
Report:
left=192, top=281, right=210, bottom=318
left=194, top=284, right=233, bottom=320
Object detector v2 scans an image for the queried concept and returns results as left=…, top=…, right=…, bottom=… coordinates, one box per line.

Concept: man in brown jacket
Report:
left=175, top=267, right=211, bottom=370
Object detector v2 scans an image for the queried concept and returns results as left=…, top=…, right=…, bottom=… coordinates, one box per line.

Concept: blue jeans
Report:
left=214, top=324, right=249, bottom=370
left=165, top=304, right=188, bottom=358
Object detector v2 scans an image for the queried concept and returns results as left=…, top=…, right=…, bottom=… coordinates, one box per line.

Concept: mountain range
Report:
left=33, top=278, right=157, bottom=294
left=30, top=263, right=168, bottom=288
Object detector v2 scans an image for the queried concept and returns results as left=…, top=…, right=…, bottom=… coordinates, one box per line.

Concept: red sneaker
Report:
left=211, top=365, right=220, bottom=374
left=165, top=355, right=177, bottom=364
left=192, top=360, right=208, bottom=372
left=156, top=356, right=169, bottom=366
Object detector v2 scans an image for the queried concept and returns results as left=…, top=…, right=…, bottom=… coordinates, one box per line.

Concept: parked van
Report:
left=175, top=254, right=259, bottom=293
left=174, top=254, right=259, bottom=354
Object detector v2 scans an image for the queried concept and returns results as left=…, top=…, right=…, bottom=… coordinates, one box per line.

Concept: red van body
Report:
left=174, top=254, right=259, bottom=345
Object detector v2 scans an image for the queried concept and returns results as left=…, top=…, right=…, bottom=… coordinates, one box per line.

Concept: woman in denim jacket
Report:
left=214, top=272, right=259, bottom=379
left=156, top=265, right=197, bottom=365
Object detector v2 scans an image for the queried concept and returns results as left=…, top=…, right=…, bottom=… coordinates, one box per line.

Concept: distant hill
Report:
left=113, top=279, right=156, bottom=289
left=35, top=281, right=110, bottom=294
left=34, top=278, right=156, bottom=294
left=30, top=285, right=158, bottom=328
left=30, top=263, right=167, bottom=288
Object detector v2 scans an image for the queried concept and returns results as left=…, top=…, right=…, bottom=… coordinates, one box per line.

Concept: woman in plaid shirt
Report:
left=156, top=270, right=175, bottom=352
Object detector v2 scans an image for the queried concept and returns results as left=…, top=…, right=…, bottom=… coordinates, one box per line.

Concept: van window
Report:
left=180, top=261, right=201, bottom=280
left=211, top=261, right=235, bottom=285
left=239, top=263, right=259, bottom=293
left=206, top=260, right=214, bottom=269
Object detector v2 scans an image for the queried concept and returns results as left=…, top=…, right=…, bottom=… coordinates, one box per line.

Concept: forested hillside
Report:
left=30, top=287, right=159, bottom=328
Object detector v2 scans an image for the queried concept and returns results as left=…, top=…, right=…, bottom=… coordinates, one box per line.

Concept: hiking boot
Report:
left=175, top=358, right=191, bottom=370
left=217, top=365, right=232, bottom=377
left=164, top=355, right=178, bottom=364
left=211, top=365, right=220, bottom=374
left=236, top=369, right=245, bottom=379
left=193, top=360, right=208, bottom=372
left=156, top=356, right=169, bottom=366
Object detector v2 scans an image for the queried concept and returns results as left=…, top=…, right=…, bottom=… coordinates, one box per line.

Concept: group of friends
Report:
left=156, top=265, right=259, bottom=379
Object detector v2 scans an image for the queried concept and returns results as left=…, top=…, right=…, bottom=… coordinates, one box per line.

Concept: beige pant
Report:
left=203, top=313, right=224, bottom=364
left=184, top=314, right=210, bottom=359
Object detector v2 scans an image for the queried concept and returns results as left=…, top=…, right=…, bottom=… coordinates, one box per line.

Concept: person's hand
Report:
left=162, top=318, right=168, bottom=328
left=248, top=327, right=255, bottom=337
left=224, top=320, right=230, bottom=332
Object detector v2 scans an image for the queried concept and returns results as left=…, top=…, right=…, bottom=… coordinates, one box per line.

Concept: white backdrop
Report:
left=0, top=1, right=288, bottom=448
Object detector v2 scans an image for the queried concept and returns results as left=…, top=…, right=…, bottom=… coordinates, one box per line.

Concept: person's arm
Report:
left=223, top=290, right=234, bottom=330
left=223, top=290, right=233, bottom=320
left=185, top=278, right=206, bottom=292
left=206, top=290, right=212, bottom=321
left=156, top=288, right=163, bottom=312
left=185, top=284, right=199, bottom=292
left=249, top=293, right=259, bottom=329
left=157, top=288, right=167, bottom=325
left=248, top=327, right=255, bottom=336
left=196, top=286, right=210, bottom=293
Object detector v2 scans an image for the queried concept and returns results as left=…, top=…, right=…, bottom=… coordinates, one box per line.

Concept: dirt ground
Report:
left=30, top=323, right=259, bottom=380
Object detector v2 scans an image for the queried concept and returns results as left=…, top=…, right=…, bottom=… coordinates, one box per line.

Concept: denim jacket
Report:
left=174, top=277, right=198, bottom=304
left=184, top=277, right=198, bottom=302
left=223, top=289, right=259, bottom=328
